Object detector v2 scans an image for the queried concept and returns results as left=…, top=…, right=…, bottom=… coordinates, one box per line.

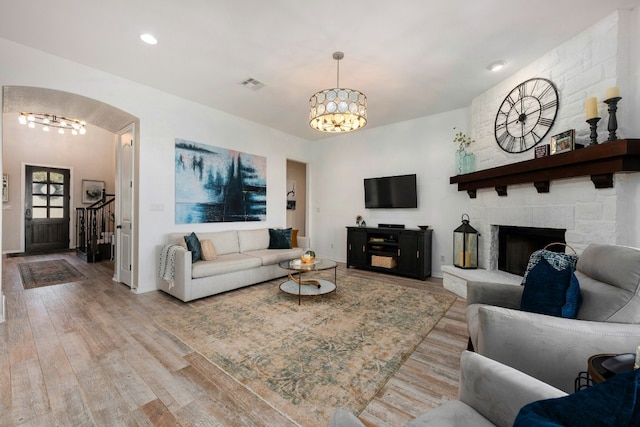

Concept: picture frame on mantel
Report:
left=534, top=144, right=550, bottom=158
left=550, top=129, right=575, bottom=155
left=82, top=179, right=104, bottom=204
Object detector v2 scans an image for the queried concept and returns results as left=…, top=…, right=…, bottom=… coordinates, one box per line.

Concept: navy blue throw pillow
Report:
left=562, top=271, right=581, bottom=318
left=268, top=228, right=292, bottom=249
left=520, top=256, right=580, bottom=318
left=514, top=369, right=640, bottom=426
left=184, top=232, right=202, bottom=262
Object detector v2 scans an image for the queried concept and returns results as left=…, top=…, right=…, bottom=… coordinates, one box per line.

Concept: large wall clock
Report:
left=494, top=77, right=559, bottom=153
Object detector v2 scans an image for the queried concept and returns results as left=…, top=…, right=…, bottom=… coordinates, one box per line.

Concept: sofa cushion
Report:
left=268, top=228, right=292, bottom=249
left=191, top=253, right=261, bottom=278
left=244, top=247, right=304, bottom=266
left=208, top=230, right=240, bottom=255
left=576, top=271, right=635, bottom=321
left=576, top=244, right=640, bottom=294
left=520, top=257, right=580, bottom=318
left=575, top=244, right=640, bottom=323
left=168, top=233, right=186, bottom=246
left=405, top=400, right=494, bottom=427
left=184, top=232, right=202, bottom=262
left=238, top=228, right=270, bottom=252
left=200, top=239, right=218, bottom=261
left=328, top=409, right=365, bottom=427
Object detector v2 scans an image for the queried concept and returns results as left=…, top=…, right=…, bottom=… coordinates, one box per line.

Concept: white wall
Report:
left=2, top=115, right=116, bottom=252
left=307, top=108, right=472, bottom=277
left=465, top=9, right=640, bottom=266
left=471, top=10, right=639, bottom=169
left=630, top=7, right=640, bottom=246
left=0, top=37, right=311, bottom=296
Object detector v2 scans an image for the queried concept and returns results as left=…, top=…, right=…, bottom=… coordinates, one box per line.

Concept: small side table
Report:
left=576, top=353, right=635, bottom=391
left=588, top=353, right=619, bottom=384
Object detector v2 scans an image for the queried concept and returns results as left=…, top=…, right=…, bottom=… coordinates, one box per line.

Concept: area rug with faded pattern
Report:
left=19, top=259, right=87, bottom=289
left=155, top=273, right=456, bottom=426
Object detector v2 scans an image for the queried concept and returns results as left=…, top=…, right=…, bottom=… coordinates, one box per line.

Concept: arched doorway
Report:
left=2, top=86, right=139, bottom=290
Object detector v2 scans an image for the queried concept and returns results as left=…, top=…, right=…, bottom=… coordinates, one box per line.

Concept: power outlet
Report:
left=440, top=255, right=445, bottom=262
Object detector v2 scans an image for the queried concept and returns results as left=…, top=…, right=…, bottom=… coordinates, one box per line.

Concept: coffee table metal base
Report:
left=278, top=259, right=338, bottom=304
left=279, top=274, right=336, bottom=304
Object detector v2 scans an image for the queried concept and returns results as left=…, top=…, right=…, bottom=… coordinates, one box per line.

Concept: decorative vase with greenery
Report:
left=454, top=127, right=475, bottom=174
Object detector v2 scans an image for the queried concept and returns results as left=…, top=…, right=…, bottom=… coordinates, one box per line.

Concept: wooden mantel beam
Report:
left=449, top=139, right=640, bottom=198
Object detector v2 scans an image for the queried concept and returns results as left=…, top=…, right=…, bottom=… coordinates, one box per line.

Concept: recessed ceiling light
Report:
left=140, top=33, right=158, bottom=45
left=488, top=61, right=506, bottom=72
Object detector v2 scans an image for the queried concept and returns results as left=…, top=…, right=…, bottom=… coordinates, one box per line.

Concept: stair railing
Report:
left=75, top=190, right=116, bottom=262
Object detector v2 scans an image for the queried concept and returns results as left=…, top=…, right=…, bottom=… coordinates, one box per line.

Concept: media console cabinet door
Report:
left=347, top=227, right=368, bottom=267
left=398, top=232, right=420, bottom=276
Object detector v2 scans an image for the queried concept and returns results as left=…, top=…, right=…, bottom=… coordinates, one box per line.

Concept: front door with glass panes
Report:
left=25, top=166, right=70, bottom=253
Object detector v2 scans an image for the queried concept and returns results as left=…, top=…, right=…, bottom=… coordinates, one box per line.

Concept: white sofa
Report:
left=158, top=228, right=309, bottom=302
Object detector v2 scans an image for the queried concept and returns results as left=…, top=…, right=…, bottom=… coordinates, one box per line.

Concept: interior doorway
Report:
left=286, top=160, right=307, bottom=236
left=116, top=124, right=134, bottom=288
left=2, top=86, right=139, bottom=287
left=24, top=165, right=70, bottom=253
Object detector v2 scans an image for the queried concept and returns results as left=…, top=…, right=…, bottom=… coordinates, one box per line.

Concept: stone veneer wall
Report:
left=463, top=10, right=640, bottom=269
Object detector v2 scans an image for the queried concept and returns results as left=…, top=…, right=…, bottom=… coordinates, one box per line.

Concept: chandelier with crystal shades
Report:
left=309, top=52, right=367, bottom=133
left=18, top=112, right=87, bottom=135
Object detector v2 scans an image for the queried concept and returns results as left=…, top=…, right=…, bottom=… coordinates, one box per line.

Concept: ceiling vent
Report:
left=241, top=77, right=265, bottom=90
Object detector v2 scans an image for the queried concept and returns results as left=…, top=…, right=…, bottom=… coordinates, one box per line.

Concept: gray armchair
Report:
left=329, top=351, right=566, bottom=427
left=467, top=243, right=640, bottom=393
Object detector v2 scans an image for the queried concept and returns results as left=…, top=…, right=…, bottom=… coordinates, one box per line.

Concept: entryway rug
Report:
left=19, top=259, right=87, bottom=289
left=156, top=273, right=456, bottom=426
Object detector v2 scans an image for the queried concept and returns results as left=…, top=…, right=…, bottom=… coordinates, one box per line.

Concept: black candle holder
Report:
left=586, top=117, right=601, bottom=145
left=604, top=96, right=621, bottom=141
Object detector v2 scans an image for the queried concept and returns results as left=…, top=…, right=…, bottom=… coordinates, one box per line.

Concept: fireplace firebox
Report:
left=498, top=226, right=566, bottom=276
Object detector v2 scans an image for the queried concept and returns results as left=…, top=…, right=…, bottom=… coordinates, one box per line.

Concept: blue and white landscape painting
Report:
left=175, top=139, right=267, bottom=223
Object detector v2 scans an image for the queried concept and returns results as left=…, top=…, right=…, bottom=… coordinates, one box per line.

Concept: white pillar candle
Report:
left=605, top=86, right=620, bottom=100
left=585, top=97, right=599, bottom=120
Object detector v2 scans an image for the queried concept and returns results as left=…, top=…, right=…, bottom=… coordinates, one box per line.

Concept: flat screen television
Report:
left=364, top=174, right=418, bottom=209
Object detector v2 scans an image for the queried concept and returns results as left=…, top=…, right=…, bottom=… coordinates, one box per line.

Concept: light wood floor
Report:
left=0, top=252, right=468, bottom=427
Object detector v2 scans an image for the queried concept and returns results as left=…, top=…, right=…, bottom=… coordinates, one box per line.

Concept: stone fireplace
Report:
left=497, top=226, right=566, bottom=276
left=443, top=172, right=640, bottom=298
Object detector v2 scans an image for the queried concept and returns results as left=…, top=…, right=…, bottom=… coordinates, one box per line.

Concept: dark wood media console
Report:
left=346, top=226, right=432, bottom=280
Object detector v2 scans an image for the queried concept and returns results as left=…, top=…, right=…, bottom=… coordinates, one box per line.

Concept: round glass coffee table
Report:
left=278, top=259, right=337, bottom=304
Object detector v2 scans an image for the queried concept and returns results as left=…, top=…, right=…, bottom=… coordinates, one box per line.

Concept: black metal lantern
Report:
left=453, top=213, right=478, bottom=269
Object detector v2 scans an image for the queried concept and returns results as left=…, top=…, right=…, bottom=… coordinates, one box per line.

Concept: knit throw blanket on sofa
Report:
left=158, top=244, right=185, bottom=287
